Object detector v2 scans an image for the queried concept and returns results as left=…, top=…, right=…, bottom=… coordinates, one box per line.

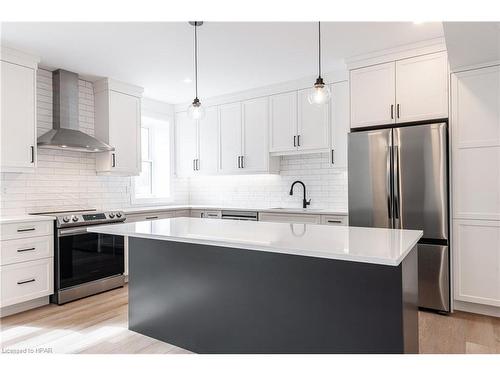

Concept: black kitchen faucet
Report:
left=289, top=180, right=311, bottom=209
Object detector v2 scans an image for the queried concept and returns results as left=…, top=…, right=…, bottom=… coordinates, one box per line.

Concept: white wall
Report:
left=0, top=69, right=189, bottom=216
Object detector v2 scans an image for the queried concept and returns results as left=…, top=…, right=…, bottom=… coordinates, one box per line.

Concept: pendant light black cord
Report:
left=318, top=21, right=322, bottom=78
left=194, top=23, right=199, bottom=100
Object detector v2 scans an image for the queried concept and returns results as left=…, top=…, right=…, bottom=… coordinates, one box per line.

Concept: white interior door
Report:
left=108, top=91, right=141, bottom=175
left=198, top=106, right=219, bottom=174
left=219, top=102, right=242, bottom=173
left=175, top=111, right=198, bottom=177
left=0, top=61, right=36, bottom=170
left=297, top=88, right=330, bottom=151
left=269, top=91, right=297, bottom=152
left=396, top=51, right=448, bottom=123
left=350, top=61, right=396, bottom=128
left=242, top=97, right=269, bottom=172
left=330, top=81, right=349, bottom=168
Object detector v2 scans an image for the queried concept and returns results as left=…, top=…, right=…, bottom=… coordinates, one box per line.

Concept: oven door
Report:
left=56, top=226, right=124, bottom=289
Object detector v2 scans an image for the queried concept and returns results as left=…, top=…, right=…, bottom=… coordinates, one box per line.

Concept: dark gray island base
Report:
left=128, top=237, right=418, bottom=354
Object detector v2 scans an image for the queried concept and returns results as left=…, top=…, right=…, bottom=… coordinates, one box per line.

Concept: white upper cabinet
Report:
left=175, top=111, right=198, bottom=177
left=269, top=91, right=297, bottom=153
left=451, top=65, right=500, bottom=221
left=396, top=52, right=448, bottom=123
left=330, top=81, right=350, bottom=168
left=94, top=79, right=143, bottom=176
left=219, top=102, right=242, bottom=174
left=198, top=107, right=219, bottom=174
left=350, top=61, right=396, bottom=128
left=242, top=97, right=272, bottom=172
left=350, top=52, right=449, bottom=129
left=297, top=88, right=330, bottom=151
left=1, top=48, right=39, bottom=173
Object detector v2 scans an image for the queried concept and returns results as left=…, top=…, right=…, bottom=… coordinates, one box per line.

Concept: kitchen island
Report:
left=88, top=217, right=422, bottom=354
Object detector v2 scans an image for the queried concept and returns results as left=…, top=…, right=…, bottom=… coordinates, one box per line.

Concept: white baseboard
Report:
left=0, top=296, right=49, bottom=318
left=454, top=300, right=500, bottom=318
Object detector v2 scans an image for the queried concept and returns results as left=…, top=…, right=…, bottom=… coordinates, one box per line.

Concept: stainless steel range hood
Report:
left=37, top=69, right=114, bottom=153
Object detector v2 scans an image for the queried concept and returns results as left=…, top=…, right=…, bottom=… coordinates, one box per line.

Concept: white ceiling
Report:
left=1, top=22, right=444, bottom=104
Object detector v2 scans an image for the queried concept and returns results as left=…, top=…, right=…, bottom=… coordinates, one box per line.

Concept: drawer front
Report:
left=125, top=212, right=176, bottom=223
left=321, top=215, right=348, bottom=226
left=0, top=258, right=54, bottom=307
left=172, top=210, right=191, bottom=218
left=259, top=213, right=321, bottom=224
left=0, top=220, right=53, bottom=241
left=0, top=235, right=54, bottom=266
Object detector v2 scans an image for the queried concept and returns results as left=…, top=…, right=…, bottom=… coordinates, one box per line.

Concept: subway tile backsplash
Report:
left=0, top=69, right=348, bottom=216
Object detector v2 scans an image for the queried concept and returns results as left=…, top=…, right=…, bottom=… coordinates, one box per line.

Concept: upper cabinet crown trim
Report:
left=93, top=78, right=144, bottom=97
left=0, top=46, right=40, bottom=69
left=345, top=37, right=446, bottom=70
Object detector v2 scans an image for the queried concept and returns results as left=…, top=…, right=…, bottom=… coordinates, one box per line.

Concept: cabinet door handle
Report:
left=331, top=149, right=335, bottom=164
left=293, top=135, right=296, bottom=147
left=193, top=159, right=196, bottom=171
left=197, top=159, right=200, bottom=170
left=30, top=146, right=35, bottom=163
left=241, top=155, right=244, bottom=169
left=297, top=135, right=301, bottom=147
left=17, top=227, right=35, bottom=232
left=17, top=247, right=36, bottom=253
left=396, top=104, right=400, bottom=119
left=17, top=278, right=36, bottom=285
left=390, top=104, right=394, bottom=120
left=112, top=153, right=116, bottom=167
left=237, top=156, right=241, bottom=169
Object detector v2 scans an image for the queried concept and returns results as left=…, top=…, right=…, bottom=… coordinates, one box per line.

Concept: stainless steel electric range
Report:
left=32, top=209, right=127, bottom=304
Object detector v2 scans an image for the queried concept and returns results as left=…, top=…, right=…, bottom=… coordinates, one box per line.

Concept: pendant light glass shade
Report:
left=188, top=21, right=205, bottom=120
left=307, top=77, right=331, bottom=105
left=308, top=21, right=330, bottom=106
left=187, top=98, right=205, bottom=120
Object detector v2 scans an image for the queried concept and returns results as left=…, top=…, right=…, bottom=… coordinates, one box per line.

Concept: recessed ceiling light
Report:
left=183, top=78, right=192, bottom=83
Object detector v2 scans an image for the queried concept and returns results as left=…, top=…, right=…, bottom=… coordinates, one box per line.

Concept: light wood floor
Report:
left=1, top=285, right=499, bottom=354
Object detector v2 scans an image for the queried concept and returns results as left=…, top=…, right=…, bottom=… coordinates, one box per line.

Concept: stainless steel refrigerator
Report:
left=348, top=122, right=450, bottom=312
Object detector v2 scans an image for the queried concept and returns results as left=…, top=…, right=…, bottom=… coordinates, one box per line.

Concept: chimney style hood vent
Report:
left=37, top=69, right=114, bottom=153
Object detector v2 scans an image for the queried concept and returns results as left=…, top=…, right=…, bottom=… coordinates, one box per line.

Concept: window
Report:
left=133, top=116, right=172, bottom=204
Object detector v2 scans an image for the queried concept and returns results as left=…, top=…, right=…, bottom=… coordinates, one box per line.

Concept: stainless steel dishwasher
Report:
left=220, top=210, right=258, bottom=221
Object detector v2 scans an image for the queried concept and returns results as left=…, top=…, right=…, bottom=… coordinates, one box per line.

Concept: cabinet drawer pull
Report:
left=327, top=220, right=342, bottom=224
left=17, top=247, right=36, bottom=253
left=145, top=216, right=158, bottom=220
left=17, top=278, right=36, bottom=285
left=17, top=227, right=36, bottom=232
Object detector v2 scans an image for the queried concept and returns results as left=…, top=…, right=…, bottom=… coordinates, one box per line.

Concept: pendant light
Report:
left=187, top=21, right=205, bottom=120
left=308, top=21, right=331, bottom=105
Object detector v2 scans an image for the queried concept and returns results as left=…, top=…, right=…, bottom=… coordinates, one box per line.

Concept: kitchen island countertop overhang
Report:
left=87, top=217, right=422, bottom=266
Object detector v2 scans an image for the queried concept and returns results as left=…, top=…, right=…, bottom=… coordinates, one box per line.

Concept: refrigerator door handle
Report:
left=393, top=145, right=401, bottom=222
left=387, top=146, right=393, bottom=220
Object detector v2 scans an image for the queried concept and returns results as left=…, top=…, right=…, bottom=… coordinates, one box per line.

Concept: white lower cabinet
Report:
left=0, top=219, right=54, bottom=311
left=453, top=220, right=500, bottom=307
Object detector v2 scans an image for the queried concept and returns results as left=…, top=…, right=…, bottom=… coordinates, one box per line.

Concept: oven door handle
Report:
left=58, top=228, right=90, bottom=237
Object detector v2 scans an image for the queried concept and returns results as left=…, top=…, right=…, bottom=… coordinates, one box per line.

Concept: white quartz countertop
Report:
left=122, top=205, right=348, bottom=216
left=88, top=217, right=422, bottom=266
left=0, top=215, right=55, bottom=224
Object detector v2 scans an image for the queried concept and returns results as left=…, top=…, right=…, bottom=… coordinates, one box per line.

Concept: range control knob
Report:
left=62, top=216, right=70, bottom=223
left=72, top=216, right=79, bottom=222
left=116, top=212, right=122, bottom=218
left=109, top=213, right=115, bottom=219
